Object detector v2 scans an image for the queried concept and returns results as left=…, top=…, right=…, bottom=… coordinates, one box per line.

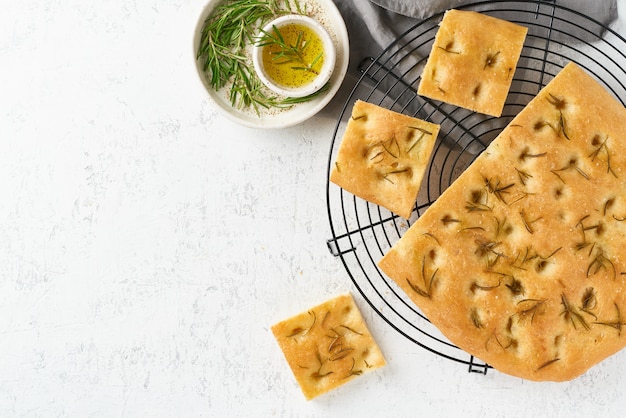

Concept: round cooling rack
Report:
left=325, top=0, right=626, bottom=374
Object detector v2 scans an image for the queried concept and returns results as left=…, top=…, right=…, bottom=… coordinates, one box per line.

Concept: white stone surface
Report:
left=2, top=0, right=626, bottom=416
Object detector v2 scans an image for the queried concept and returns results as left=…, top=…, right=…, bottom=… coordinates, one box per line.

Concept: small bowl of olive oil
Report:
left=252, top=14, right=336, bottom=99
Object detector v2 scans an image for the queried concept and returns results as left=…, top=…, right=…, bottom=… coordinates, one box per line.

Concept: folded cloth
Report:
left=332, top=0, right=618, bottom=76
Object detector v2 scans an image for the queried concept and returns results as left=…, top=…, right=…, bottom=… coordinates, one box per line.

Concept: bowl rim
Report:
left=252, top=14, right=337, bottom=98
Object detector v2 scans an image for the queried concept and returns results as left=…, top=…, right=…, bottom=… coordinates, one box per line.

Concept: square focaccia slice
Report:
left=380, top=62, right=626, bottom=381
left=418, top=9, right=528, bottom=117
left=330, top=100, right=440, bottom=219
left=271, top=293, right=385, bottom=400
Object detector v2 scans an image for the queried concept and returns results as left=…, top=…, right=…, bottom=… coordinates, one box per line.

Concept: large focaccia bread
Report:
left=330, top=100, right=440, bottom=219
left=379, top=62, right=626, bottom=381
left=418, top=9, right=527, bottom=117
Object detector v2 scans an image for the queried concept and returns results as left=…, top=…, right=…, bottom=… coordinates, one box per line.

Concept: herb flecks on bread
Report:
left=418, top=9, right=528, bottom=117
left=330, top=100, right=440, bottom=219
left=380, top=62, right=626, bottom=381
left=272, top=293, right=385, bottom=400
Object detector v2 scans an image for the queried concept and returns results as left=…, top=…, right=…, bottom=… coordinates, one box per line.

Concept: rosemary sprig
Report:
left=550, top=157, right=590, bottom=183
left=286, top=309, right=316, bottom=338
left=438, top=40, right=461, bottom=54
left=587, top=246, right=616, bottom=279
left=474, top=239, right=506, bottom=267
left=603, top=197, right=615, bottom=216
left=494, top=216, right=514, bottom=238
left=537, top=357, right=561, bottom=371
left=580, top=287, right=598, bottom=319
left=381, top=136, right=400, bottom=158
left=589, top=134, right=618, bottom=178
left=594, top=302, right=626, bottom=335
left=515, top=167, right=533, bottom=185
left=490, top=331, right=518, bottom=351
left=344, top=357, right=363, bottom=378
left=465, top=201, right=492, bottom=213
left=470, top=308, right=483, bottom=329
left=365, top=136, right=399, bottom=163
left=405, top=128, right=432, bottom=155
left=520, top=210, right=542, bottom=234
left=406, top=256, right=438, bottom=299
left=516, top=298, right=546, bottom=324
left=382, top=167, right=411, bottom=184
left=560, top=293, right=590, bottom=330
left=518, top=146, right=547, bottom=162
left=484, top=176, right=515, bottom=204
left=311, top=348, right=333, bottom=379
left=338, top=324, right=363, bottom=335
left=196, top=0, right=327, bottom=114
left=256, top=24, right=323, bottom=74
left=423, top=232, right=441, bottom=245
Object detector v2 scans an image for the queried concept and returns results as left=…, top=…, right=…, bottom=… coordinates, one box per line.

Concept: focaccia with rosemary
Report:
left=271, top=293, right=385, bottom=400
left=330, top=100, right=440, bottom=219
left=379, top=62, right=626, bottom=381
left=418, top=9, right=527, bottom=117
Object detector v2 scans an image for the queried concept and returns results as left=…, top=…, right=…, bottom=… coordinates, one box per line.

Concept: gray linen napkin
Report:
left=332, top=0, right=618, bottom=76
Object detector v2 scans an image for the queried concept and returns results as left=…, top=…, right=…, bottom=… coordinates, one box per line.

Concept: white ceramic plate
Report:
left=192, top=0, right=350, bottom=129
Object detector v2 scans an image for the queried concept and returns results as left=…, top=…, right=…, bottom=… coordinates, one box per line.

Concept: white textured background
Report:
left=2, top=0, right=626, bottom=416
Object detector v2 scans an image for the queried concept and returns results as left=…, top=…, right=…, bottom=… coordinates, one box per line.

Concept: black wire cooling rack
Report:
left=325, top=0, right=626, bottom=374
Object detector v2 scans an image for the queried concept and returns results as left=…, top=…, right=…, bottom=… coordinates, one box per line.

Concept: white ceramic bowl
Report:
left=192, top=0, right=349, bottom=129
left=252, top=14, right=336, bottom=98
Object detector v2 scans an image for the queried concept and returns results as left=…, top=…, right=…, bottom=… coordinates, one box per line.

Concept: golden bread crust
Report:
left=418, top=9, right=528, bottom=117
left=330, top=100, right=440, bottom=219
left=271, top=293, right=385, bottom=399
left=380, top=63, right=626, bottom=381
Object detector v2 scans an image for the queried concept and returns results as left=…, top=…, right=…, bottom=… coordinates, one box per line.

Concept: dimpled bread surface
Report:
left=330, top=100, right=440, bottom=219
left=418, top=9, right=528, bottom=117
left=379, top=62, right=626, bottom=381
left=271, top=293, right=385, bottom=400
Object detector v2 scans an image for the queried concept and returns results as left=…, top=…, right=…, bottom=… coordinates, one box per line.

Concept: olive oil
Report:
left=261, top=23, right=325, bottom=89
